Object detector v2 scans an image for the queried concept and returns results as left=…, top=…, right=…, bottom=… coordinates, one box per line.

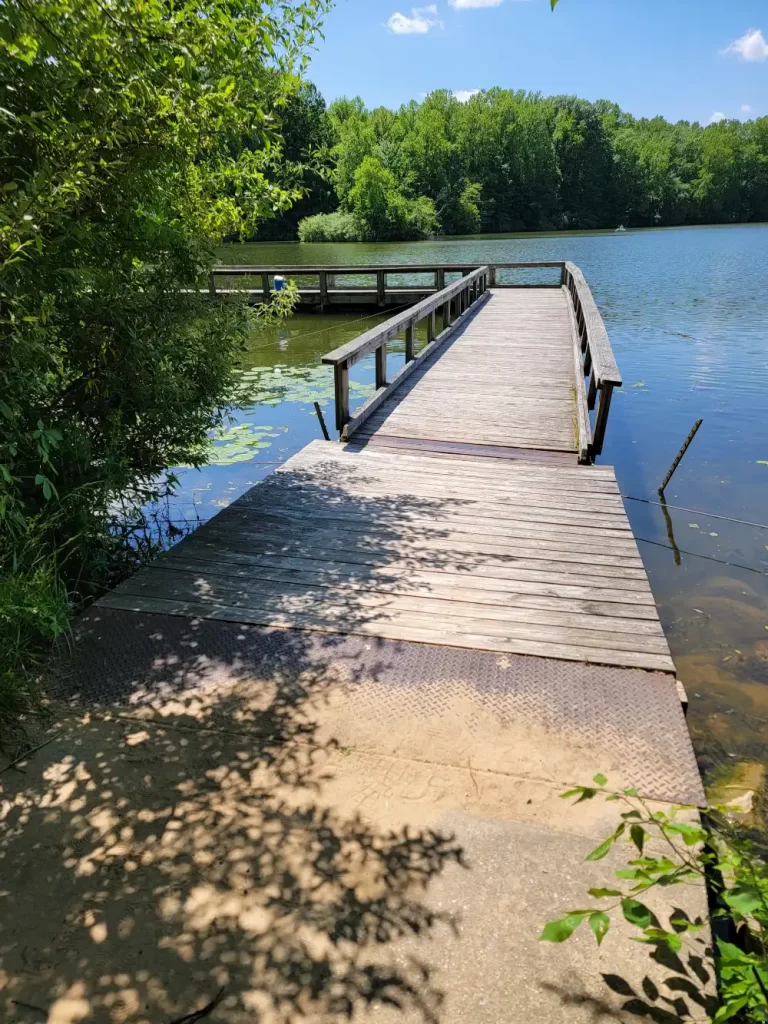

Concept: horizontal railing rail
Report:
left=322, top=265, right=490, bottom=439
left=562, top=261, right=622, bottom=457
left=208, top=262, right=565, bottom=303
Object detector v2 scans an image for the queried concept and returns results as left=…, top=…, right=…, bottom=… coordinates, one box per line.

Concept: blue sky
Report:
left=308, top=0, right=767, bottom=123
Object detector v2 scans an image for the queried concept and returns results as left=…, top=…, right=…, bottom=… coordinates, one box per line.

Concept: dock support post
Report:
left=261, top=273, right=270, bottom=303
left=592, top=383, right=614, bottom=456
left=334, top=363, right=349, bottom=433
left=208, top=272, right=217, bottom=297
left=436, top=268, right=445, bottom=292
left=376, top=270, right=386, bottom=307
left=375, top=344, right=387, bottom=389
left=405, top=322, right=415, bottom=362
left=319, top=271, right=329, bottom=307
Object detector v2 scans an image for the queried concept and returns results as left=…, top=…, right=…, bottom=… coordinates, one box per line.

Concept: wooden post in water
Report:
left=319, top=271, right=329, bottom=307
left=658, top=419, right=703, bottom=495
left=261, top=274, right=270, bottom=303
left=376, top=270, right=386, bottom=307
left=208, top=273, right=217, bottom=296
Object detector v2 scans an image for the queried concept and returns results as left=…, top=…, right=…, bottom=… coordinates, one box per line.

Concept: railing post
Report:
left=261, top=273, right=270, bottom=303
left=443, top=299, right=451, bottom=330
left=334, top=363, right=349, bottom=433
left=208, top=272, right=217, bottom=296
left=319, top=271, right=329, bottom=306
left=427, top=311, right=435, bottom=343
left=376, top=270, right=386, bottom=307
left=489, top=266, right=496, bottom=287
left=592, top=383, right=614, bottom=456
left=405, top=322, right=415, bottom=362
left=375, top=343, right=387, bottom=389
left=587, top=367, right=597, bottom=410
left=436, top=268, right=445, bottom=292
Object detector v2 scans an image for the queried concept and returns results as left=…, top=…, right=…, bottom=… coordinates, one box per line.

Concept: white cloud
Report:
left=708, top=111, right=726, bottom=124
left=453, top=89, right=480, bottom=102
left=449, top=0, right=505, bottom=7
left=723, top=28, right=768, bottom=62
left=741, top=103, right=753, bottom=114
left=387, top=4, right=440, bottom=33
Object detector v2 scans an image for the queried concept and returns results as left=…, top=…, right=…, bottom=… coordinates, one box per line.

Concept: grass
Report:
left=0, top=521, right=72, bottom=750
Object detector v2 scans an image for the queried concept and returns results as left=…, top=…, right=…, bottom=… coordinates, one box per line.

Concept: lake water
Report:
left=168, top=224, right=768, bottom=800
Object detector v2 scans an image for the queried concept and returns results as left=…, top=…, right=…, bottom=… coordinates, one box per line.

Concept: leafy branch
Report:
left=541, top=775, right=768, bottom=1023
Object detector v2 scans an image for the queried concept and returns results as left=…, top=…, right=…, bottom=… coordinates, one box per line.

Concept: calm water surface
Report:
left=169, top=225, right=768, bottom=795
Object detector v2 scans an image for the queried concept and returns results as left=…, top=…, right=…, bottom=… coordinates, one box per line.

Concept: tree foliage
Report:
left=288, top=87, right=768, bottom=240
left=0, top=0, right=329, bottom=719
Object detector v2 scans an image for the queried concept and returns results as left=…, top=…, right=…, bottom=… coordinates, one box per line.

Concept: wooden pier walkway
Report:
left=38, top=262, right=707, bottom=1024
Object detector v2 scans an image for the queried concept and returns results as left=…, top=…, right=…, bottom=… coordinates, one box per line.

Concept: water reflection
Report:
left=167, top=224, right=768, bottom=798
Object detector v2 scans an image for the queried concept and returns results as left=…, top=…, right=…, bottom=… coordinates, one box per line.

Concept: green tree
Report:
left=348, top=156, right=437, bottom=240
left=0, top=0, right=329, bottom=716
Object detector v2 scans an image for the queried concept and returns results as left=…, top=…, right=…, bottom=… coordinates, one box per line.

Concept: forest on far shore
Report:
left=260, top=84, right=768, bottom=242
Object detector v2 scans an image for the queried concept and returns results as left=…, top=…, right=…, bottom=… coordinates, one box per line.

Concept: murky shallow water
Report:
left=166, top=225, right=768, bottom=796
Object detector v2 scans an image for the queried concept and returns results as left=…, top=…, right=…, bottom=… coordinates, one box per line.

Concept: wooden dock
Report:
left=52, top=262, right=707, bottom=1023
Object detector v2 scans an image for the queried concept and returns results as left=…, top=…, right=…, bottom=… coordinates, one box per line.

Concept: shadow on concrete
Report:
left=543, top=933, right=718, bottom=1023
left=1, top=612, right=466, bottom=1023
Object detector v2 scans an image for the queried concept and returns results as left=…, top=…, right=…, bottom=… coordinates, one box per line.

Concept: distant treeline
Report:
left=259, top=84, right=768, bottom=241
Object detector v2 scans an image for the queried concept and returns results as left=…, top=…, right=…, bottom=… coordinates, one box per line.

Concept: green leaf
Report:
left=540, top=912, right=587, bottom=943
left=713, top=996, right=749, bottom=1022
left=630, top=824, right=646, bottom=853
left=621, top=898, right=652, bottom=928
left=723, top=887, right=763, bottom=916
left=560, top=786, right=598, bottom=804
left=586, top=823, right=625, bottom=861
left=592, top=773, right=607, bottom=786
left=589, top=911, right=610, bottom=946
left=664, top=821, right=706, bottom=846
left=640, top=927, right=682, bottom=952
left=588, top=888, right=622, bottom=898
left=0, top=400, right=13, bottom=420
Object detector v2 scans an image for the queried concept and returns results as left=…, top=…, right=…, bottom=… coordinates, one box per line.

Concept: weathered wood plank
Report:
left=99, top=593, right=675, bottom=673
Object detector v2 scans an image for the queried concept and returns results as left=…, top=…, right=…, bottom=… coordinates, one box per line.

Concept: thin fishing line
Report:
left=623, top=496, right=768, bottom=532
left=634, top=536, right=768, bottom=576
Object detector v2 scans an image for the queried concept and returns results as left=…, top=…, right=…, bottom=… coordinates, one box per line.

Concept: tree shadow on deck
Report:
left=1, top=595, right=467, bottom=1022
left=0, top=448, right=674, bottom=1022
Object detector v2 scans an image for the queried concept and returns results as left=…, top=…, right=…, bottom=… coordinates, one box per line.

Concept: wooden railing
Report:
left=561, top=262, right=622, bottom=458
left=208, top=262, right=565, bottom=305
left=322, top=266, right=490, bottom=439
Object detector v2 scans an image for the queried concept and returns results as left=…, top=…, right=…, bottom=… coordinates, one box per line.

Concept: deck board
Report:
left=100, top=441, right=675, bottom=673
left=352, top=288, right=578, bottom=452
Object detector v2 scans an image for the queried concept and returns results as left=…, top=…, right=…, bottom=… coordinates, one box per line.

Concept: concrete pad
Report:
left=0, top=612, right=713, bottom=1023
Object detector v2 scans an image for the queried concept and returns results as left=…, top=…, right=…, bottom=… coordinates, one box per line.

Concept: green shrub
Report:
left=297, top=211, right=363, bottom=242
